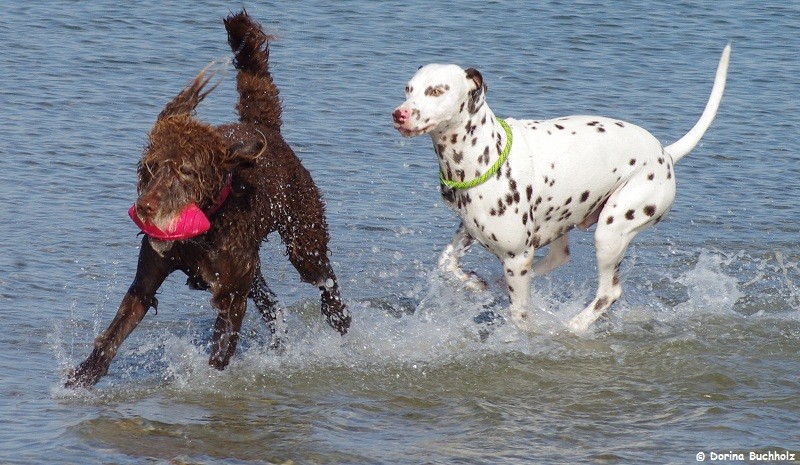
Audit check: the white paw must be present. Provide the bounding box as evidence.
[567,313,594,333]
[508,307,537,333]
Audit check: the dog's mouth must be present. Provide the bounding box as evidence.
[394,122,436,138]
[129,174,232,241]
[128,203,211,241]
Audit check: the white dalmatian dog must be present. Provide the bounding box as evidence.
[392,44,730,332]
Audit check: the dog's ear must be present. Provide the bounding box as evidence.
[227,138,266,168]
[159,62,222,120]
[465,68,487,114]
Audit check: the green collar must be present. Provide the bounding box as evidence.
[439,118,513,190]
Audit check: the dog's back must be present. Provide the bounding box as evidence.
[218,13,333,284]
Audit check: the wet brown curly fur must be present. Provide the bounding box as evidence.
[225,13,282,128]
[139,115,232,213]
[66,10,350,388]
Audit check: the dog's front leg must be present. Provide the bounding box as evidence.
[66,238,171,388]
[438,223,487,292]
[502,252,535,331]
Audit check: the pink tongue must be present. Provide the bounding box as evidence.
[128,204,211,241]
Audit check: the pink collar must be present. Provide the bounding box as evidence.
[206,173,233,215]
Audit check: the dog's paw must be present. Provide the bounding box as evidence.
[567,313,595,333]
[462,271,488,292]
[64,359,106,389]
[269,335,287,355]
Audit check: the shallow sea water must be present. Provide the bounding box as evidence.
[1,1,799,464]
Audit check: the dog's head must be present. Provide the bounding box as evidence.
[133,65,265,246]
[392,64,487,137]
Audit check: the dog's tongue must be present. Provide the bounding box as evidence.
[128,204,211,241]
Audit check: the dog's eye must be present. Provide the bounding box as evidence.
[405,85,412,94]
[178,165,194,178]
[424,85,448,97]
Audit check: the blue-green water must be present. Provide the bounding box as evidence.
[1,1,798,463]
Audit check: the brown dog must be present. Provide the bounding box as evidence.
[66,11,350,388]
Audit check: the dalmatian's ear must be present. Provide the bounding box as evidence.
[465,68,487,114]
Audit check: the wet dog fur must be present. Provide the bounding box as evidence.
[66,11,350,388]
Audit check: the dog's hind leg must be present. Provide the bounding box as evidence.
[287,246,351,335]
[438,223,487,291]
[568,175,675,332]
[279,213,351,335]
[249,261,286,348]
[209,289,250,369]
[250,263,279,329]
[318,270,350,335]
[567,222,635,332]
[532,233,570,277]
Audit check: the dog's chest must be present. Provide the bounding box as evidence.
[447,165,541,254]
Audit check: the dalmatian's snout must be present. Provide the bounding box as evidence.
[393,105,428,137]
[392,108,409,125]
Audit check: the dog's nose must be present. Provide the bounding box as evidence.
[392,108,408,125]
[135,195,159,218]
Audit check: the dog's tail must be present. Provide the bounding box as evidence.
[664,43,731,163]
[224,10,282,128]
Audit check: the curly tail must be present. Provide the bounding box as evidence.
[665,43,731,163]
[224,10,282,128]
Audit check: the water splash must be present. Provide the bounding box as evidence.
[674,251,743,315]
[742,250,800,313]
[52,249,798,396]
